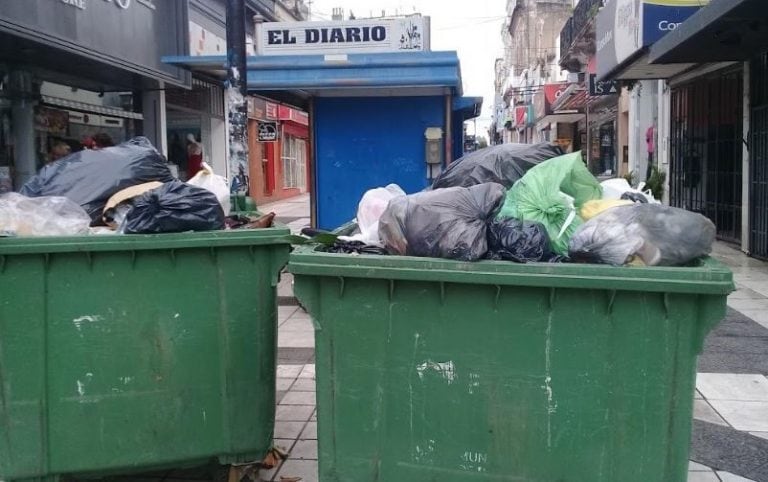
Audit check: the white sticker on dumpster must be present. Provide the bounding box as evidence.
[416,360,456,384]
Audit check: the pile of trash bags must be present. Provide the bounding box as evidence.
[1,137,274,238]
[338,144,715,267]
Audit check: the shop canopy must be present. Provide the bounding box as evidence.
[649,0,768,64]
[163,51,481,116]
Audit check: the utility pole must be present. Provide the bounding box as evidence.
[226,0,250,198]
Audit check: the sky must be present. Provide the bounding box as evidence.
[308,0,506,140]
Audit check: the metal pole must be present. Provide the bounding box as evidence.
[226,0,250,200]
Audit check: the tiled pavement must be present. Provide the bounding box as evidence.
[265,242,768,482]
[259,194,311,234]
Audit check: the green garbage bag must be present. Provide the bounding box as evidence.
[497,152,602,255]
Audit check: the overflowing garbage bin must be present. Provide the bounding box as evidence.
[290,229,733,482]
[0,228,290,481]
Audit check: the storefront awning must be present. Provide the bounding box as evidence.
[453,96,483,121]
[537,112,585,126]
[41,95,143,120]
[163,51,466,97]
[649,0,768,64]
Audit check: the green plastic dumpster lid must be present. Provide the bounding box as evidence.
[0,227,292,255]
[289,223,734,296]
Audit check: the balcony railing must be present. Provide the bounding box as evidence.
[560,0,603,55]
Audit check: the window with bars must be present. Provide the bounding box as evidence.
[751,52,768,259]
[669,68,744,244]
[282,134,306,190]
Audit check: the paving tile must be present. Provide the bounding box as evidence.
[281,391,316,406]
[689,461,712,471]
[695,389,704,400]
[298,364,316,379]
[708,401,768,431]
[274,459,318,482]
[277,365,302,379]
[302,421,317,440]
[278,306,298,324]
[274,438,297,452]
[750,432,768,440]
[687,471,720,482]
[290,439,318,460]
[717,471,757,482]
[276,404,315,422]
[276,378,295,392]
[278,330,315,348]
[291,378,315,392]
[728,299,768,312]
[311,409,317,421]
[737,310,768,329]
[280,318,314,332]
[274,421,306,440]
[697,374,768,401]
[728,287,767,300]
[693,400,729,427]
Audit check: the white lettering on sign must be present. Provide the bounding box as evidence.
[259,17,430,56]
[60,0,86,9]
[103,0,156,10]
[658,20,682,31]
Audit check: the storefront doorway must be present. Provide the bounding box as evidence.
[670,67,743,244]
[750,52,768,259]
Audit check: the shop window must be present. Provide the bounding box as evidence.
[282,134,306,191]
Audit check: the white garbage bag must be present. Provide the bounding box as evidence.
[188,162,231,216]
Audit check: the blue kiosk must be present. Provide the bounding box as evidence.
[166,37,481,230]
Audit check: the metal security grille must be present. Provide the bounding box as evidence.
[166,78,225,119]
[670,68,744,244]
[750,52,768,259]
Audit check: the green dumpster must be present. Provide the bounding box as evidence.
[0,228,290,481]
[290,241,733,482]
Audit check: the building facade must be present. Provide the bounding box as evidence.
[0,0,189,191]
[492,0,572,145]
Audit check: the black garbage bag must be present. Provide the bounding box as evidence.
[20,137,173,224]
[123,180,225,234]
[431,143,563,189]
[487,218,555,263]
[379,183,506,261]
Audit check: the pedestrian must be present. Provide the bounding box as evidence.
[93,132,115,149]
[186,133,204,178]
[646,121,656,181]
[48,141,71,163]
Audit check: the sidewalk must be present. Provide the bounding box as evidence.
[259,194,311,234]
[266,242,768,482]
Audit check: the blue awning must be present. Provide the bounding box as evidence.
[650,0,768,64]
[163,51,465,97]
[453,96,483,121]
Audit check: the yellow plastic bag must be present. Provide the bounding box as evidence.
[580,199,633,221]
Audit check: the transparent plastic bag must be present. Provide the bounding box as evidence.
[568,204,716,266]
[601,178,659,203]
[339,184,406,246]
[187,162,231,216]
[0,192,91,237]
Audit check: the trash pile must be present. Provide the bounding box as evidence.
[1,137,275,238]
[306,144,715,267]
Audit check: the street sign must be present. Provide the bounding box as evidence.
[257,121,279,142]
[589,74,619,96]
